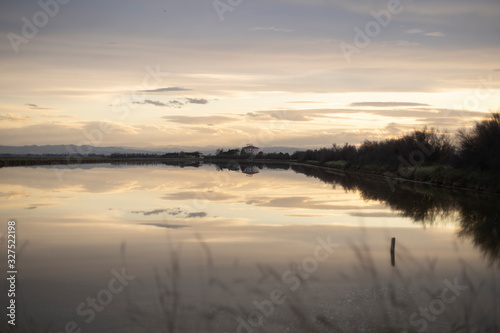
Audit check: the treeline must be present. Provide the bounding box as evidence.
[292,112,500,173]
[109,151,202,158]
[292,127,452,170]
[210,149,291,160]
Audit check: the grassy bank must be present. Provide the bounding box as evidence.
[296,160,500,194]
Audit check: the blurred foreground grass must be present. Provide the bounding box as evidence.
[1,236,499,333]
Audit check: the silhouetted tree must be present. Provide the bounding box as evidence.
[457,112,500,170]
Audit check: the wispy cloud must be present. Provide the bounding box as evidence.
[246,111,311,122]
[404,29,424,34]
[131,207,208,219]
[161,191,240,201]
[133,99,169,107]
[0,114,31,122]
[404,29,445,37]
[131,208,183,216]
[247,107,483,124]
[425,31,445,37]
[25,104,55,110]
[133,98,209,108]
[285,214,330,217]
[0,191,31,199]
[349,102,430,107]
[141,223,189,229]
[163,115,237,125]
[138,87,191,93]
[40,113,76,119]
[24,203,56,210]
[133,99,183,108]
[247,196,380,210]
[349,212,398,218]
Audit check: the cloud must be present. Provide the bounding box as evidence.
[138,87,191,93]
[246,111,312,121]
[402,29,445,38]
[186,98,209,105]
[23,203,56,210]
[40,113,77,119]
[131,208,183,216]
[0,191,31,199]
[169,100,184,107]
[25,104,55,110]
[349,102,430,107]
[132,99,185,108]
[163,115,237,125]
[161,191,240,201]
[251,27,293,33]
[348,212,398,218]
[133,98,209,108]
[0,114,31,122]
[425,31,445,37]
[132,207,207,219]
[247,196,379,210]
[133,99,170,107]
[141,223,189,229]
[285,214,330,217]
[186,212,208,218]
[248,107,487,125]
[404,29,424,34]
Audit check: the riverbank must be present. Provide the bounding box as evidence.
[294,160,500,194]
[1,156,498,194]
[0,156,204,167]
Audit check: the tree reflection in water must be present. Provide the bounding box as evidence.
[288,164,500,265]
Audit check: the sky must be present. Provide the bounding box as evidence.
[1,0,499,149]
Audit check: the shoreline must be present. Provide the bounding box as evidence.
[1,156,498,195]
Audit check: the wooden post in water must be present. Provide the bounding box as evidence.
[390,237,396,267]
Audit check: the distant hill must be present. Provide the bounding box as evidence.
[0,145,165,156]
[0,145,301,156]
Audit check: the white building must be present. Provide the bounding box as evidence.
[241,144,260,155]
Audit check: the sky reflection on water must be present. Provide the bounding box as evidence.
[0,163,499,332]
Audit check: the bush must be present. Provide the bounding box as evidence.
[456,112,500,171]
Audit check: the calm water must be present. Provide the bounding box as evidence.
[1,162,499,332]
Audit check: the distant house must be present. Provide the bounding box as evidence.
[241,144,260,155]
[242,165,260,176]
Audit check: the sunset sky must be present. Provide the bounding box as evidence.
[1,0,499,149]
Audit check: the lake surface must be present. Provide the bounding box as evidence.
[1,162,499,332]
